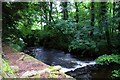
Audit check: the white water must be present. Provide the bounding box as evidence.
[60,61,96,73]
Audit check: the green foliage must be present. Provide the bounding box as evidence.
[96,54,120,78]
[48,73,57,78]
[3,59,14,74]
[0,59,16,78]
[112,69,120,78]
[54,20,76,35]
[96,54,120,65]
[68,26,99,52]
[69,38,97,51]
[2,2,120,54]
[9,43,23,51]
[48,66,54,69]
[37,20,76,50]
[2,2,120,78]
[5,36,25,51]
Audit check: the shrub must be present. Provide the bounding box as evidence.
[96,54,120,65]
[96,54,120,78]
[112,69,120,78]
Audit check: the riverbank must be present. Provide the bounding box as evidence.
[2,44,74,78]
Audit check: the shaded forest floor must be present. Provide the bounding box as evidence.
[2,44,73,78]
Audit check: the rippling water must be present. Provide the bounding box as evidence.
[24,47,96,73]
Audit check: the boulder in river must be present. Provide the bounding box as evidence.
[65,64,98,79]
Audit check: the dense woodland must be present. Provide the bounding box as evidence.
[2,1,120,78]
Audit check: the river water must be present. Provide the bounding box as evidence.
[24,47,97,77]
[24,47,117,79]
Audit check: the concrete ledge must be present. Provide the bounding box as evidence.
[2,44,75,79]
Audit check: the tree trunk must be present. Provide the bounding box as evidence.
[48,2,55,24]
[41,14,42,28]
[90,1,94,27]
[117,2,120,32]
[90,1,94,37]
[49,2,52,23]
[99,2,111,46]
[44,5,48,24]
[40,2,48,26]
[112,2,115,33]
[62,2,68,20]
[75,2,79,23]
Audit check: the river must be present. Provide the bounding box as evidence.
[24,47,114,79]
